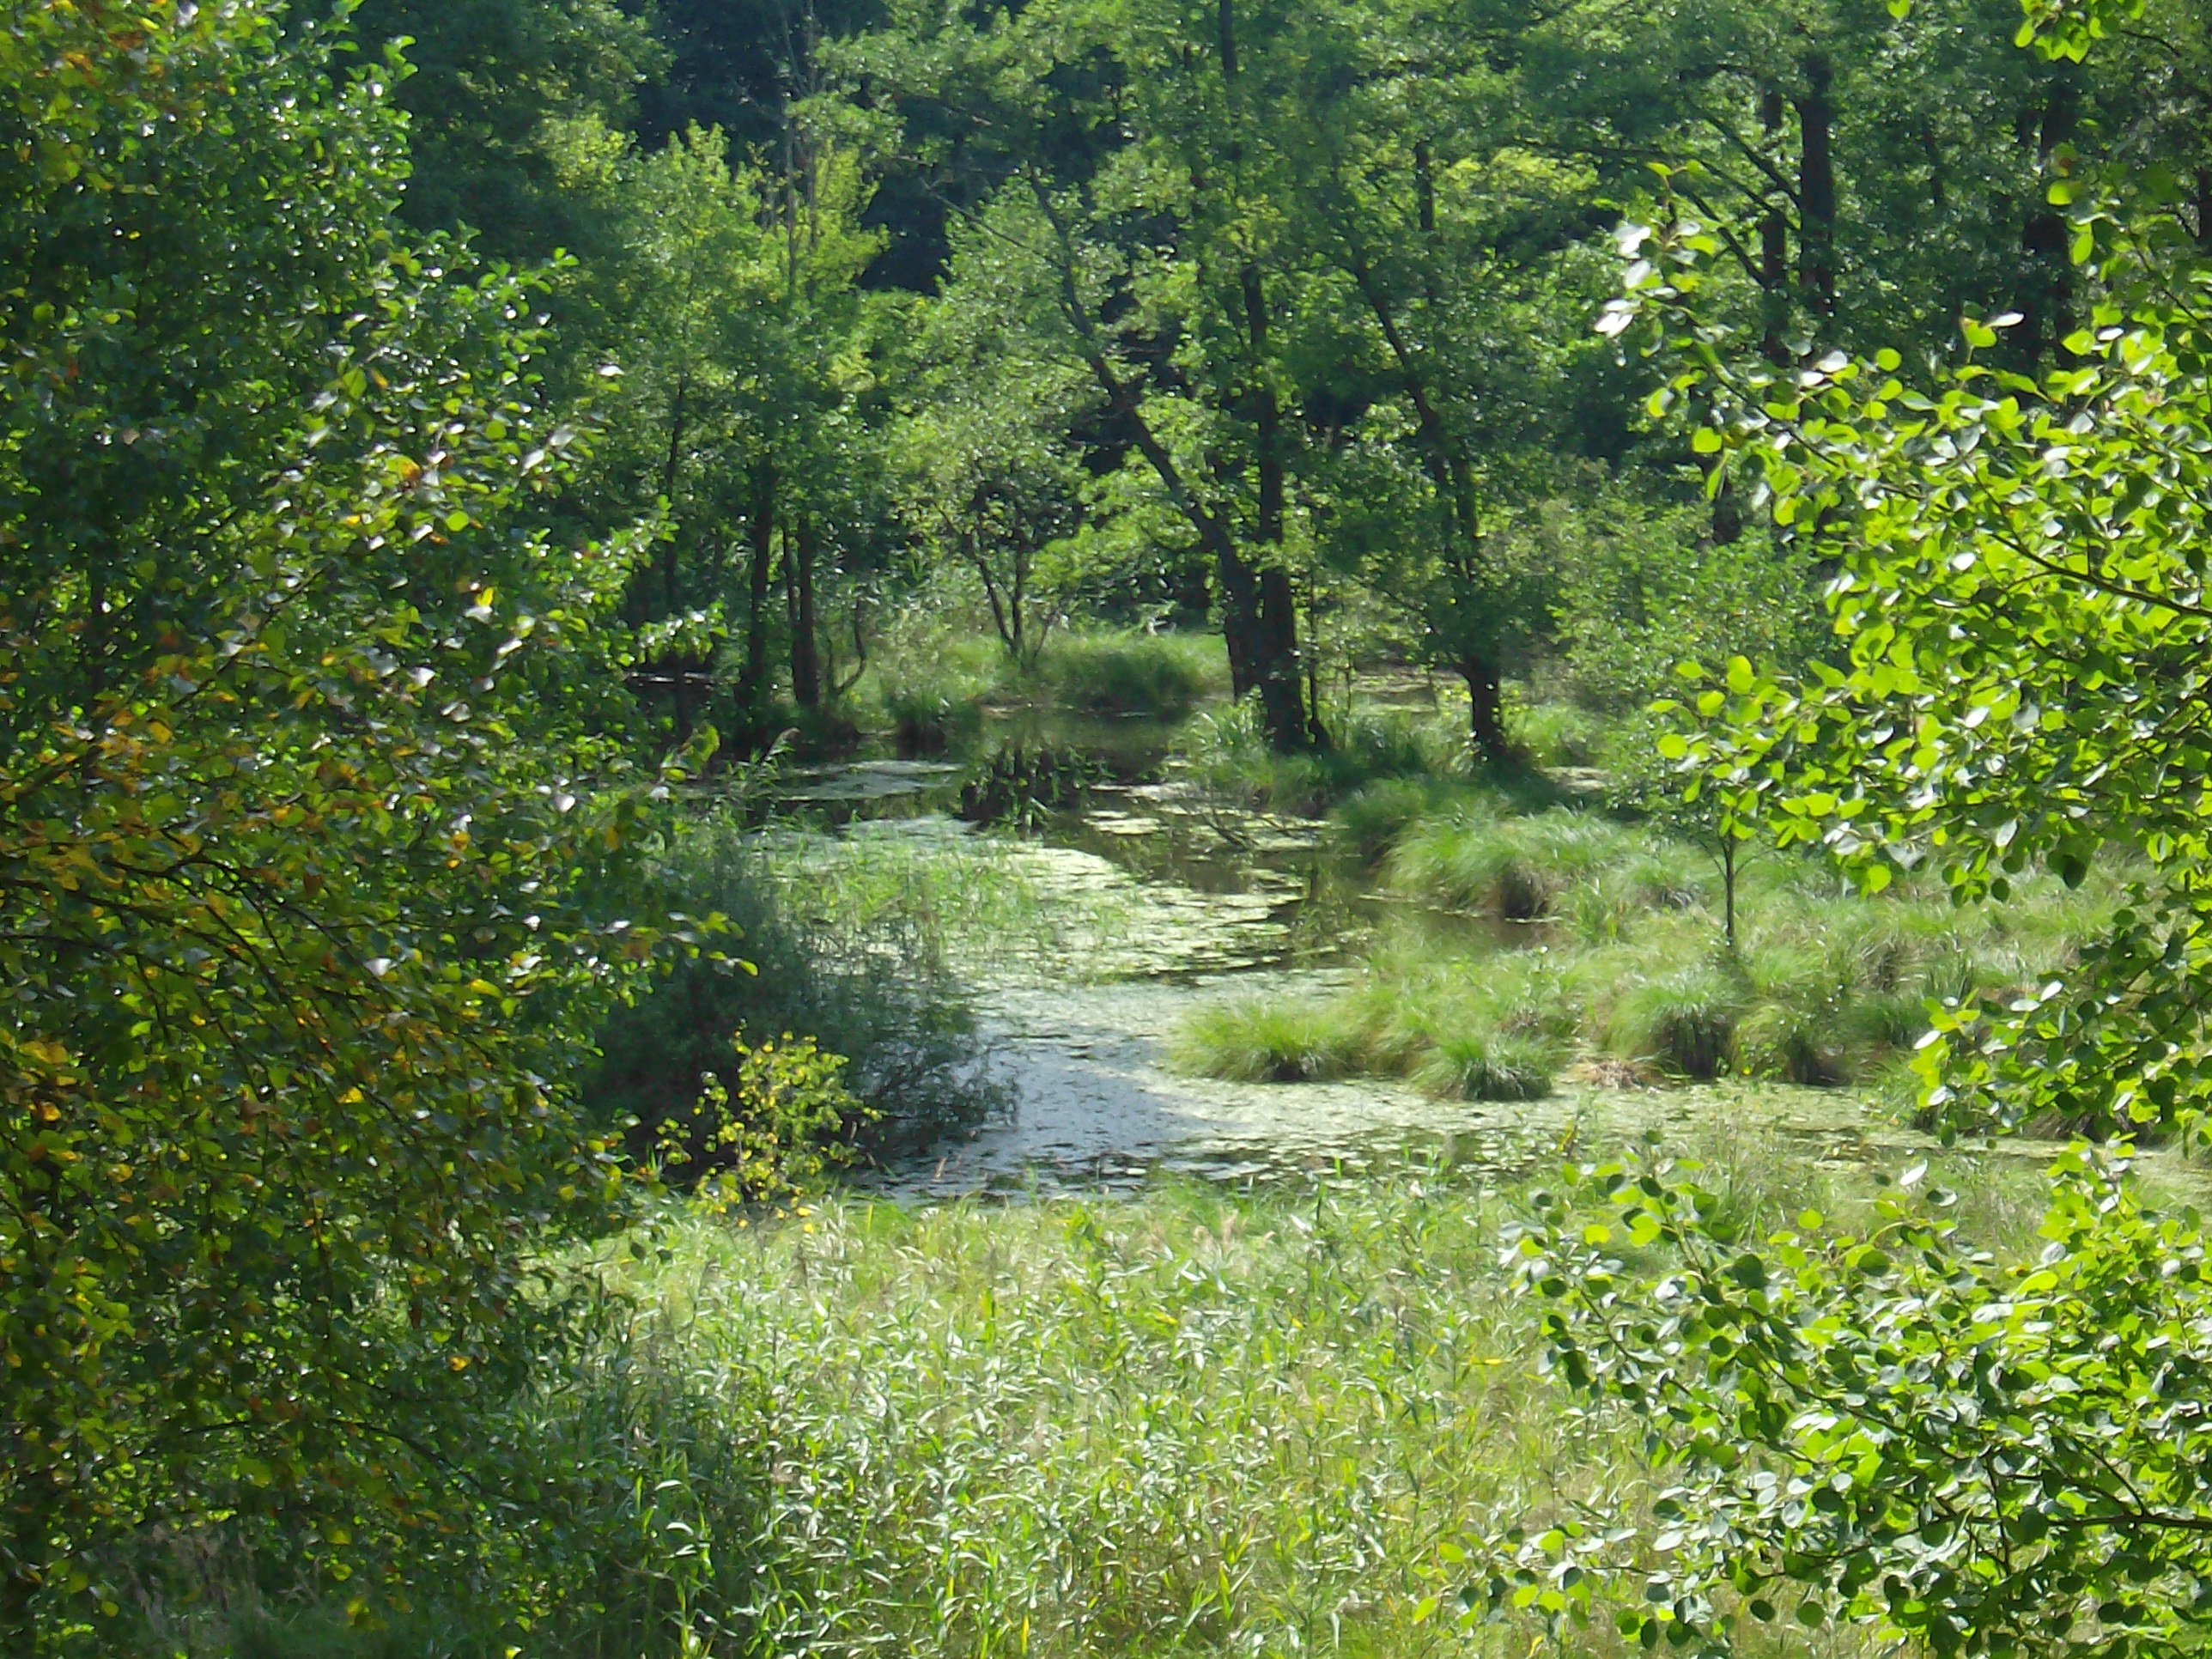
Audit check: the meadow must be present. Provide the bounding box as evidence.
[215,1119,2073,1659]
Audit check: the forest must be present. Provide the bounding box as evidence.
[9,0,2212,1652]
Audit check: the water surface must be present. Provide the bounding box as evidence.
[758,745,1981,1195]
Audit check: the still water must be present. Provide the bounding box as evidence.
[757,733,1978,1196]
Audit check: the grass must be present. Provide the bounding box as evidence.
[855,625,1231,750]
[1180,787,2122,1105]
[1170,697,1507,817]
[589,812,1000,1156]
[167,1131,2073,1659]
[1502,693,1607,769]
[1031,629,1226,714]
[1170,998,1369,1081]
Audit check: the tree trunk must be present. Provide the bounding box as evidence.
[789,516,821,711]
[1240,265,1314,751]
[2019,70,2078,368]
[1024,174,1304,744]
[739,461,775,726]
[1215,544,1262,698]
[1759,87,1791,368]
[659,372,690,616]
[1255,565,1312,750]
[1462,656,1506,764]
[1795,55,1836,321]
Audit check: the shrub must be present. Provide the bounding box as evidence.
[655,1033,878,1201]
[588,816,995,1158]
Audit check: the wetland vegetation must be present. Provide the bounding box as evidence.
[15,0,2212,1656]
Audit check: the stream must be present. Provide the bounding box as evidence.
[758,725,2019,1198]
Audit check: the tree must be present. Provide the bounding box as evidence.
[552,118,884,742]
[344,0,662,258]
[0,8,673,1642]
[890,228,1097,667]
[1464,4,2212,1650]
[846,0,1328,750]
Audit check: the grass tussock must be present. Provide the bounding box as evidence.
[1183,792,2120,1101]
[1384,805,1696,921]
[1170,998,1368,1081]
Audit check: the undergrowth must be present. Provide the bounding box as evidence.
[589,813,1000,1156]
[167,1134,2059,1658]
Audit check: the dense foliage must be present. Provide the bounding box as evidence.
[1463,5,2212,1655]
[12,0,2212,1650]
[1493,1145,2212,1658]
[0,3,679,1643]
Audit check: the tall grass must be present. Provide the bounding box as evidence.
[161,1138,2060,1658]
[589,813,1000,1155]
[1172,697,1477,815]
[1182,792,2121,1103]
[1031,629,1226,714]
[854,626,1230,749]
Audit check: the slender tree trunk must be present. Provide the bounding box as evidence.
[1462,657,1506,765]
[1010,533,1030,663]
[790,515,821,712]
[659,372,690,617]
[1758,87,1791,368]
[1241,266,1315,750]
[1024,173,1304,744]
[2020,71,2078,367]
[740,461,775,726]
[1722,836,1740,953]
[1255,566,1310,750]
[1795,55,1836,322]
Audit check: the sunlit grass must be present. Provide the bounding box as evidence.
[1182,789,2124,1107]
[185,1123,2102,1659]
